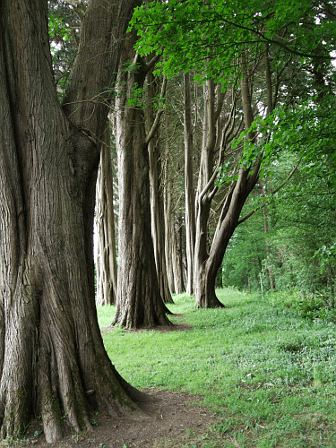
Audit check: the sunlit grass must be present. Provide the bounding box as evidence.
[98,288,336,447]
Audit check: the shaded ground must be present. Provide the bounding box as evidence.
[2,319,222,447]
[4,389,220,448]
[100,316,194,334]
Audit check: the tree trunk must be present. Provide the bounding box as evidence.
[0,0,144,442]
[197,168,259,307]
[163,173,176,294]
[164,176,185,294]
[260,180,275,291]
[94,123,118,305]
[184,72,196,296]
[113,37,172,329]
[176,216,186,293]
[147,72,174,304]
[194,80,224,307]
[195,71,260,307]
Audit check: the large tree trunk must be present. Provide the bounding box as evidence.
[94,124,118,305]
[0,0,144,443]
[113,37,172,329]
[147,72,174,304]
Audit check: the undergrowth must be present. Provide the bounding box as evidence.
[98,288,336,447]
[267,288,336,323]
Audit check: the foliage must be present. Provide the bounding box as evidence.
[222,210,267,292]
[98,290,336,447]
[130,0,336,185]
[238,90,336,176]
[130,0,334,84]
[222,148,336,300]
[48,1,81,98]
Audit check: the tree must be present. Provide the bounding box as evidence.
[184,72,196,296]
[94,123,118,306]
[162,105,186,293]
[194,71,260,308]
[0,0,145,442]
[130,0,336,306]
[112,32,172,328]
[146,71,174,304]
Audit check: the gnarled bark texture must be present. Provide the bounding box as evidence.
[147,72,174,304]
[113,36,172,329]
[0,0,143,443]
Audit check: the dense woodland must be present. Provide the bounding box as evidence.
[91,0,336,307]
[0,0,335,441]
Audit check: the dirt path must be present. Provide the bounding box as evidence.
[7,389,220,448]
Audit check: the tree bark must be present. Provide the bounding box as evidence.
[175,216,186,293]
[184,72,196,296]
[194,80,224,307]
[0,0,144,442]
[147,72,174,304]
[94,123,118,305]
[163,171,176,294]
[112,37,172,329]
[195,71,260,308]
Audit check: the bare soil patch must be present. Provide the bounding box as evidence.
[8,389,220,448]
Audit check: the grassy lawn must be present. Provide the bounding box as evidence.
[98,289,336,447]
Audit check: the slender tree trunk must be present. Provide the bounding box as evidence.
[94,123,118,305]
[176,216,186,293]
[198,168,258,307]
[184,72,196,296]
[0,0,145,442]
[194,80,224,307]
[195,70,260,307]
[147,72,174,304]
[113,38,172,329]
[163,170,176,294]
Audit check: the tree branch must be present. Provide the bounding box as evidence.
[145,75,167,145]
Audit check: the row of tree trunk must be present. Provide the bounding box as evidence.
[95,46,281,318]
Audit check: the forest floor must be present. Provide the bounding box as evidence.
[3,289,336,447]
[16,388,220,448]
[4,320,222,448]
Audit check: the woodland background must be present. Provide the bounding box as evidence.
[56,0,336,311]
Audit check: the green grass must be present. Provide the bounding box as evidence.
[98,288,336,447]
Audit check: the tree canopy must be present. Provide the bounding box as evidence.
[131,0,335,82]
